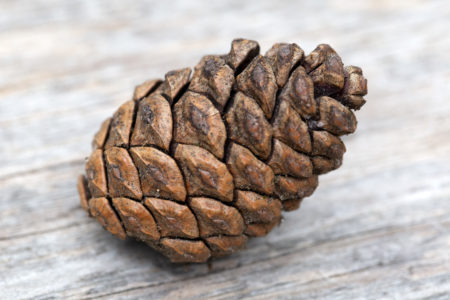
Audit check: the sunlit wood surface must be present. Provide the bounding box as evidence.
[1,0,449,299]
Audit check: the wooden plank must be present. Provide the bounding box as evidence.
[1,0,449,299]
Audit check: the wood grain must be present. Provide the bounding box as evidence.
[1,0,449,299]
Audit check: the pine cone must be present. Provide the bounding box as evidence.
[77,39,367,263]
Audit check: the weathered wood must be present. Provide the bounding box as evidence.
[1,0,449,299]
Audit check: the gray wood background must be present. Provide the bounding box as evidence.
[1,0,449,299]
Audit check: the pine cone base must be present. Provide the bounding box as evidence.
[77,39,368,263]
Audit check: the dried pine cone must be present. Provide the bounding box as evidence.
[77,39,367,263]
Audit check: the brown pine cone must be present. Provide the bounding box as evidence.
[77,39,368,263]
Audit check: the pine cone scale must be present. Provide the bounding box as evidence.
[225,91,273,160]
[112,197,160,242]
[145,197,199,239]
[131,94,173,150]
[129,147,186,201]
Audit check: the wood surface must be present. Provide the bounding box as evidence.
[1,0,449,299]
